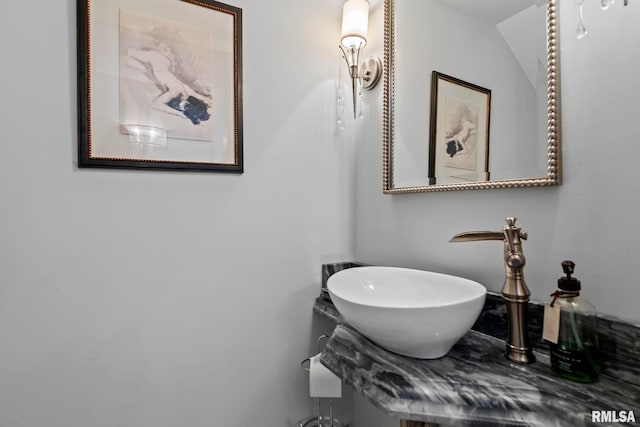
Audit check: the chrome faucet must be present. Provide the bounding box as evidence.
[450,217,536,364]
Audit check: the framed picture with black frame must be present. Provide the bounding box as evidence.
[428,71,491,185]
[77,0,243,172]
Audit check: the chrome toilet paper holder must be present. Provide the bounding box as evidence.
[298,335,348,427]
[300,335,330,372]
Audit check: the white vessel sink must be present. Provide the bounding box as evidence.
[327,266,486,359]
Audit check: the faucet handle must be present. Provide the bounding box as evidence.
[504,217,527,240]
[502,217,528,255]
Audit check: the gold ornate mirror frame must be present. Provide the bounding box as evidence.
[382,0,561,193]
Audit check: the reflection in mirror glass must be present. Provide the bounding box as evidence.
[383,0,561,193]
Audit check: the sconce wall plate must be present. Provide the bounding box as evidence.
[362,56,382,90]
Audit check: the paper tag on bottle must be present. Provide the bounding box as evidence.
[543,303,560,344]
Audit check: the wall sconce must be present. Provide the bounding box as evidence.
[339,0,382,118]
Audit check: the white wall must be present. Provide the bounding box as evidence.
[0,1,353,426]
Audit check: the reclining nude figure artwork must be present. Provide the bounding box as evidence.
[119,9,214,142]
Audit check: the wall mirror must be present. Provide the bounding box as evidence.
[382,0,561,193]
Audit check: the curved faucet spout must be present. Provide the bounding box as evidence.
[449,231,504,243]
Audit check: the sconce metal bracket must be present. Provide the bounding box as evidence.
[362,56,382,90]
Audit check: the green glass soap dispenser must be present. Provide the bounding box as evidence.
[548,260,601,383]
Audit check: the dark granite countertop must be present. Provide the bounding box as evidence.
[315,262,640,426]
[320,322,640,426]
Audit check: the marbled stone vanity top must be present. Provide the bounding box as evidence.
[316,262,640,426]
[313,296,342,323]
[321,322,640,426]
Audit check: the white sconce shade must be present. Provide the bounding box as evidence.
[341,0,369,48]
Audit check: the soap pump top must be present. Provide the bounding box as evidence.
[558,260,580,292]
[550,260,583,307]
